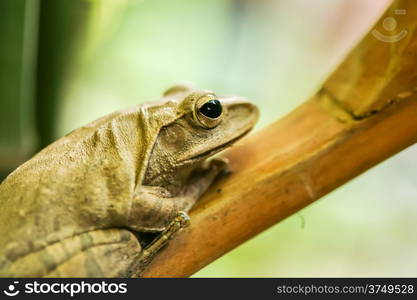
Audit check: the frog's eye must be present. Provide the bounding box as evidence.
[199,100,222,118]
[195,98,223,128]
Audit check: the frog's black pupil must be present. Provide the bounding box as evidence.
[199,100,222,119]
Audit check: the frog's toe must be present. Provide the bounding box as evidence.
[210,157,231,175]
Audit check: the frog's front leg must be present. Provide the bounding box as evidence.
[128,157,229,232]
[128,158,228,231]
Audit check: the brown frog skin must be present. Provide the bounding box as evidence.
[0,85,259,277]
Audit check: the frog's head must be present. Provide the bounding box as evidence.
[142,84,259,190]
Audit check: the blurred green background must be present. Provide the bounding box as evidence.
[1,0,416,276]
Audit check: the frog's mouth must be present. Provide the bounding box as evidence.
[182,128,251,163]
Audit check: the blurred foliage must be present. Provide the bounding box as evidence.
[0,0,38,174]
[36,0,129,149]
[35,0,96,149]
[1,0,416,276]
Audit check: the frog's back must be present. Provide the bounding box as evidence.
[0,107,148,268]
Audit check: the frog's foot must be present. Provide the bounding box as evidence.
[199,156,231,180]
[138,211,190,265]
[209,156,231,177]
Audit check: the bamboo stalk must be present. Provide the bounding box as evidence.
[35,0,96,149]
[142,0,417,277]
[0,0,39,174]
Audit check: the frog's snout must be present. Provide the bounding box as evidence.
[222,97,260,130]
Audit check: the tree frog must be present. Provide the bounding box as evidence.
[0,85,259,277]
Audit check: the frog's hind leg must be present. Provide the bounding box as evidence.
[126,211,190,277]
[140,212,189,262]
[44,212,188,278]
[44,229,142,277]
